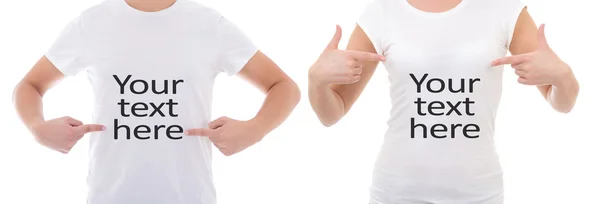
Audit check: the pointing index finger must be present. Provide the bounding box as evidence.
[75,124,106,135]
[491,55,528,66]
[347,50,385,62]
[185,128,219,137]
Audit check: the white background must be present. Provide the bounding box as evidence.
[1,0,599,203]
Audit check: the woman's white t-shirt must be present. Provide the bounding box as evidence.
[357,0,525,203]
[45,0,257,203]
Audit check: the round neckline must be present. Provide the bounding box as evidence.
[401,0,468,17]
[120,0,181,14]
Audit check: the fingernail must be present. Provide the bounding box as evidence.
[184,131,190,135]
[101,126,106,131]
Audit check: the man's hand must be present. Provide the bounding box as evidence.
[491,24,572,86]
[30,116,105,154]
[309,25,385,85]
[185,117,263,156]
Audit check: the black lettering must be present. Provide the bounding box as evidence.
[414,98,427,116]
[113,119,130,140]
[113,75,132,94]
[450,124,463,138]
[151,80,169,94]
[166,99,179,117]
[134,125,151,139]
[469,78,481,93]
[464,97,475,116]
[153,125,166,140]
[411,118,427,138]
[131,102,149,117]
[149,103,166,117]
[131,79,148,94]
[427,78,445,93]
[446,101,462,116]
[118,99,130,117]
[410,73,428,93]
[428,101,445,116]
[172,80,184,94]
[166,125,184,139]
[430,124,447,138]
[463,124,480,138]
[449,78,465,93]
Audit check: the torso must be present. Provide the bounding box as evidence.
[76,1,228,203]
[361,0,525,203]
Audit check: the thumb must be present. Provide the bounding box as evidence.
[537,23,550,49]
[185,128,218,137]
[64,117,83,127]
[208,117,230,129]
[326,25,342,50]
[75,124,106,135]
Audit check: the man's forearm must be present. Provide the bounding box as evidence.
[13,82,45,130]
[547,68,579,113]
[250,79,301,137]
[307,78,345,127]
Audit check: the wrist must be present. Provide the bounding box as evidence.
[27,117,45,136]
[247,116,270,141]
[308,65,329,88]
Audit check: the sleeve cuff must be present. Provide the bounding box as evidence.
[224,47,259,76]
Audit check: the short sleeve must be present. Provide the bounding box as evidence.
[357,0,385,55]
[215,16,259,76]
[45,16,88,76]
[504,0,527,49]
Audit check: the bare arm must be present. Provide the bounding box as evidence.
[238,51,301,136]
[186,51,300,156]
[308,25,384,126]
[13,57,64,130]
[500,8,579,113]
[13,56,105,154]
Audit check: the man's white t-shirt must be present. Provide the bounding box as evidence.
[357,0,525,203]
[46,0,258,203]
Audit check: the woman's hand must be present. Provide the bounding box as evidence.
[309,25,385,86]
[491,24,573,86]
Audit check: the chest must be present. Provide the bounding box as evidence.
[381,15,508,78]
[84,19,218,82]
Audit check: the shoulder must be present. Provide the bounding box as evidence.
[363,0,391,11]
[488,0,526,15]
[78,0,116,19]
[175,0,224,21]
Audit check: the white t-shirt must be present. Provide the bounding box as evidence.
[357,0,525,203]
[46,0,258,203]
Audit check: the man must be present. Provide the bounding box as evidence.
[12,0,300,203]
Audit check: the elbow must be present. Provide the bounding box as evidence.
[320,120,336,127]
[289,80,301,107]
[551,98,576,114]
[317,115,341,127]
[554,104,575,114]
[556,108,571,114]
[12,81,26,104]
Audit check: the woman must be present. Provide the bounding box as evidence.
[13,0,300,203]
[308,0,579,203]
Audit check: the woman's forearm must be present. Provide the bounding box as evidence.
[547,68,579,113]
[250,79,301,136]
[308,77,345,127]
[13,82,46,131]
